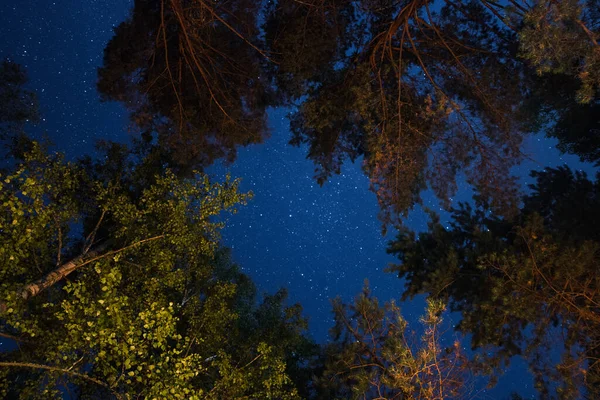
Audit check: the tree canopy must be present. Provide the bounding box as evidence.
[266,0,600,224]
[0,137,320,398]
[0,60,39,153]
[98,0,599,224]
[316,286,471,399]
[3,0,600,397]
[387,167,600,397]
[97,0,274,174]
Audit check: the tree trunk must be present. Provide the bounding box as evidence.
[19,241,111,300]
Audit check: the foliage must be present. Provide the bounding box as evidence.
[0,143,315,399]
[97,0,600,226]
[387,167,600,398]
[265,0,532,225]
[518,0,600,103]
[0,59,39,152]
[517,0,600,167]
[523,74,600,167]
[317,285,470,399]
[262,0,600,226]
[97,0,274,173]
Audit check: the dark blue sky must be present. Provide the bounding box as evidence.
[2,1,595,398]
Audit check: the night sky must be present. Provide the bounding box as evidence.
[2,1,596,398]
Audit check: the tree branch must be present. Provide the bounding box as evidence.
[19,235,164,300]
[0,332,31,344]
[18,241,111,300]
[0,361,123,400]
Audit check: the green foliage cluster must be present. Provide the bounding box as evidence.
[0,141,317,399]
[519,0,600,103]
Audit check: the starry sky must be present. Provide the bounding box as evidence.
[2,1,596,398]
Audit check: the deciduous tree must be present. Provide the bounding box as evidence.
[97,0,274,174]
[0,142,314,399]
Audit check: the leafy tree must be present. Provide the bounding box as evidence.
[0,59,39,158]
[97,0,274,173]
[0,142,315,399]
[522,70,600,167]
[0,59,38,128]
[387,166,600,398]
[517,0,600,168]
[518,0,600,104]
[316,285,471,399]
[265,0,524,224]
[97,0,599,225]
[264,0,599,225]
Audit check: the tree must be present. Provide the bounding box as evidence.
[518,0,600,104]
[98,0,600,225]
[522,71,600,167]
[265,0,600,226]
[316,285,471,399]
[97,0,274,174]
[0,59,39,159]
[517,0,600,167]
[387,166,600,398]
[0,142,315,399]
[0,59,38,128]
